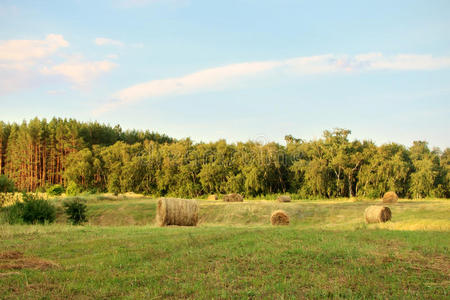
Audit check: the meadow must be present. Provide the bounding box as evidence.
[1,197,449,299]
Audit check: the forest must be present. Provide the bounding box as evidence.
[0,117,448,199]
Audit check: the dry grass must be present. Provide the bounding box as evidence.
[383,191,398,203]
[0,251,23,260]
[157,198,199,226]
[0,251,58,271]
[270,210,290,225]
[207,195,218,200]
[364,206,392,223]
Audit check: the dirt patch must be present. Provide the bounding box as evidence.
[420,254,450,277]
[0,250,58,271]
[0,271,21,277]
[0,251,24,260]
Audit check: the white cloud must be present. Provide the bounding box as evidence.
[42,60,117,85]
[94,37,124,47]
[0,34,120,94]
[0,34,68,62]
[0,34,69,94]
[357,53,450,71]
[95,53,450,114]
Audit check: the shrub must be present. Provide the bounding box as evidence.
[22,194,56,224]
[0,175,15,193]
[0,201,25,224]
[36,186,47,193]
[0,194,56,224]
[86,188,98,195]
[63,198,88,225]
[47,184,64,196]
[66,181,81,196]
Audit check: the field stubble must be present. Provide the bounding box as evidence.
[0,197,449,299]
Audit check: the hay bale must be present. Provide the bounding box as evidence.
[270,210,290,225]
[223,193,243,202]
[364,206,392,224]
[382,191,398,203]
[277,195,291,202]
[157,198,199,226]
[207,194,218,200]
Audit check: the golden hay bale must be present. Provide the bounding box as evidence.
[382,191,398,203]
[207,194,218,200]
[277,195,291,202]
[157,198,199,226]
[364,206,392,224]
[270,210,290,225]
[223,193,243,202]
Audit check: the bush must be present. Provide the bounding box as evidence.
[0,201,25,224]
[36,186,47,193]
[47,184,64,196]
[63,198,87,225]
[66,181,81,196]
[0,194,56,224]
[22,194,56,224]
[0,175,15,193]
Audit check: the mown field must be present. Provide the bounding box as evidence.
[1,197,449,299]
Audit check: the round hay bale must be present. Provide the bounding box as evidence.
[364,205,392,224]
[277,195,291,202]
[207,194,218,201]
[382,191,398,203]
[270,210,290,225]
[157,198,199,226]
[223,193,243,202]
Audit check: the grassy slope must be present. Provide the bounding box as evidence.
[1,198,449,299]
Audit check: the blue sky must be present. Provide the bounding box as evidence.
[1,0,449,148]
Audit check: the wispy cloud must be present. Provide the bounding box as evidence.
[354,53,450,71]
[94,37,124,47]
[0,34,69,94]
[0,34,68,63]
[0,34,118,94]
[95,53,450,115]
[42,60,117,85]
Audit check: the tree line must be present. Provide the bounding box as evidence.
[0,118,448,198]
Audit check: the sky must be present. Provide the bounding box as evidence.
[1,0,449,149]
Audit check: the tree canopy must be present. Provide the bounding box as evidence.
[0,118,448,199]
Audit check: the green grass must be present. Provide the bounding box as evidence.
[1,198,449,299]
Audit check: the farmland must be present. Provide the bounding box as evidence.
[1,197,449,299]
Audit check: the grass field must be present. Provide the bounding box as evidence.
[1,197,449,299]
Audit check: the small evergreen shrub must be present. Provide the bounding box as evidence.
[47,184,64,196]
[66,181,81,196]
[63,198,88,225]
